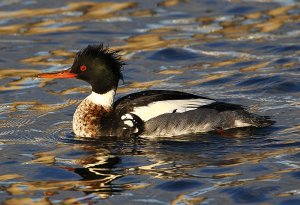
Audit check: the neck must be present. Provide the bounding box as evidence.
[86,90,115,108]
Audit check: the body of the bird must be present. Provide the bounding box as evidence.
[38,44,274,138]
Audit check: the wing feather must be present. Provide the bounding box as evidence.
[114,90,216,122]
[131,98,215,121]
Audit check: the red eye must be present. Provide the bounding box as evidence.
[80,65,87,71]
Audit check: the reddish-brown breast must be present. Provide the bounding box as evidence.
[73,98,112,138]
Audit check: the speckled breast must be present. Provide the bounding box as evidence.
[73,99,111,138]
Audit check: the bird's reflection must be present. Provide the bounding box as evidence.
[4,126,283,205]
[67,126,276,190]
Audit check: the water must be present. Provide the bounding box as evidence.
[0,0,300,204]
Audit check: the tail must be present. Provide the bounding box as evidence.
[246,114,275,128]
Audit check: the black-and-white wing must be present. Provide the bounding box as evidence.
[129,98,216,121]
[113,90,217,127]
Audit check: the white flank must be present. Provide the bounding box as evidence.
[234,120,251,127]
[131,98,215,121]
[86,90,115,108]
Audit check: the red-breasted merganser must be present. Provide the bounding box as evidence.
[38,44,274,138]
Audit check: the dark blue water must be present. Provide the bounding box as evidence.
[0,0,300,204]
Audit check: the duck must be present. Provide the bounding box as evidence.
[38,44,274,138]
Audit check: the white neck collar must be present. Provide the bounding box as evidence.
[86,90,115,108]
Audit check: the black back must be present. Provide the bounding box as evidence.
[113,90,214,114]
[113,89,245,122]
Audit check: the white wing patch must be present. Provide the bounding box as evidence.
[121,114,135,127]
[120,113,139,133]
[130,98,215,121]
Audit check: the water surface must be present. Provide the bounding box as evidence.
[0,0,300,204]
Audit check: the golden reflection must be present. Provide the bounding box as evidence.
[184,58,240,71]
[9,100,77,112]
[281,124,300,133]
[255,17,288,33]
[4,198,51,205]
[268,5,296,16]
[212,172,240,179]
[282,61,297,69]
[244,12,262,19]
[0,8,63,19]
[0,69,39,90]
[47,87,90,95]
[25,146,73,165]
[27,25,81,35]
[0,2,137,35]
[158,0,188,7]
[150,27,178,34]
[130,9,156,17]
[0,68,75,93]
[0,24,24,34]
[113,34,186,54]
[171,195,206,205]
[0,174,23,181]
[158,69,184,75]
[239,61,270,72]
[276,189,300,197]
[22,49,74,66]
[184,73,232,86]
[0,100,78,128]
[82,2,136,18]
[194,4,299,41]
[211,59,241,68]
[0,68,39,79]
[29,155,55,165]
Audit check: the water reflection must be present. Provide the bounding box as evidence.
[0,2,136,35]
[2,128,299,204]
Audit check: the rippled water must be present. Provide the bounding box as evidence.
[0,0,300,204]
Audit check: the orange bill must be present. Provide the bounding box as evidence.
[38,69,77,78]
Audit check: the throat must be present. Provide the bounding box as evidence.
[86,90,115,108]
[73,90,115,138]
